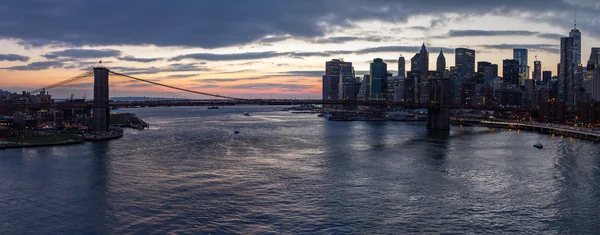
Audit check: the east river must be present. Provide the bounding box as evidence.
[1,106,600,234]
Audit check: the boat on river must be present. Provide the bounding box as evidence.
[534,143,543,149]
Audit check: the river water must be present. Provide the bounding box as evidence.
[1,106,600,234]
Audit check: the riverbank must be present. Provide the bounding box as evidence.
[456,118,600,142]
[1,138,84,149]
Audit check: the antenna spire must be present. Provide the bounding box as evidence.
[574,12,577,29]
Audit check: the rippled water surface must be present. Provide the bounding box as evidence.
[1,106,600,234]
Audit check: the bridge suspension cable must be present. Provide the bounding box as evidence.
[30,71,94,94]
[109,71,245,100]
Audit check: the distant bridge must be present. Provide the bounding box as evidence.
[5,67,533,132]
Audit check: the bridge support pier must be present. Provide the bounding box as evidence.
[427,106,450,130]
[426,78,450,130]
[92,67,110,133]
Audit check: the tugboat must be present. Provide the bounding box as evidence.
[534,142,543,149]
[234,130,240,134]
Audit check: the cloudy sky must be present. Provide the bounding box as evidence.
[1,0,599,98]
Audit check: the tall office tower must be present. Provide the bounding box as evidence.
[323,59,352,101]
[398,56,406,77]
[338,65,356,100]
[436,49,446,79]
[503,59,520,86]
[588,48,600,70]
[543,71,552,83]
[455,48,476,80]
[411,53,420,72]
[559,37,575,103]
[483,64,498,84]
[570,19,582,66]
[590,48,600,101]
[404,71,419,103]
[477,61,492,83]
[419,43,429,81]
[369,58,388,100]
[533,60,542,82]
[357,75,370,101]
[513,48,528,85]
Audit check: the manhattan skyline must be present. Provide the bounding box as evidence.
[1,1,600,98]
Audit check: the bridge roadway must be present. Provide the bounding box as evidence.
[454,117,600,142]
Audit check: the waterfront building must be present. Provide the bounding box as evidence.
[503,59,520,86]
[369,58,388,100]
[539,100,566,123]
[513,48,529,85]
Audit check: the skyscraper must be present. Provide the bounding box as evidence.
[533,60,542,82]
[503,59,520,86]
[338,64,356,100]
[570,20,582,67]
[559,37,575,103]
[513,48,528,85]
[455,48,476,80]
[477,61,492,83]
[323,59,352,101]
[588,48,600,70]
[398,56,405,77]
[543,71,552,83]
[419,43,429,80]
[436,49,446,79]
[411,53,420,72]
[370,58,388,100]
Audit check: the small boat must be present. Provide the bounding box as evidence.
[534,143,543,149]
[207,106,220,110]
[243,112,250,116]
[317,113,325,117]
[234,130,240,134]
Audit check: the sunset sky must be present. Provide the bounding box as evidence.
[1,0,600,98]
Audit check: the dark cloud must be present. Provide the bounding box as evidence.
[448,30,538,37]
[166,74,200,78]
[118,56,163,63]
[0,54,29,62]
[170,51,287,61]
[478,44,559,54]
[278,71,324,76]
[196,77,267,83]
[223,83,314,91]
[109,62,211,75]
[42,49,121,59]
[2,61,64,70]
[356,46,422,54]
[0,0,587,49]
[311,36,385,44]
[537,33,565,40]
[408,26,428,31]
